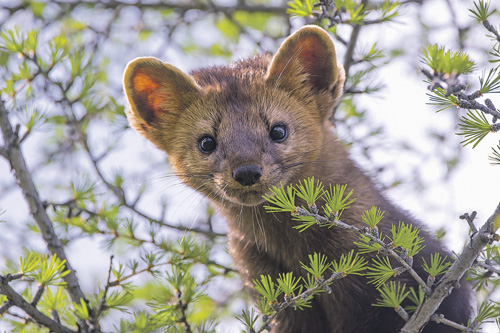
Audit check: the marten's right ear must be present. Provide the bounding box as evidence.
[123,57,200,138]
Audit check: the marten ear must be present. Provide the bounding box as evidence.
[123,57,200,138]
[266,25,345,108]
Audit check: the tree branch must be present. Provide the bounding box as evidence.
[430,313,468,331]
[0,299,12,315]
[295,207,431,294]
[331,0,368,118]
[0,276,77,333]
[93,255,114,330]
[475,260,500,275]
[459,211,478,234]
[256,272,345,333]
[31,285,45,307]
[19,0,288,16]
[79,136,226,238]
[421,68,500,122]
[0,98,90,331]
[400,202,500,333]
[176,289,193,333]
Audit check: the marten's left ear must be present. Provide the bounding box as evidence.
[266,25,345,110]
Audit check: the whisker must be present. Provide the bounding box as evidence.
[251,206,259,252]
[237,204,244,233]
[253,205,267,252]
[175,173,214,179]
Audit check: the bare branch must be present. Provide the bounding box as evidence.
[0,300,12,315]
[475,260,500,275]
[342,0,369,81]
[31,285,45,307]
[330,0,368,119]
[400,202,500,333]
[93,255,114,329]
[482,19,500,43]
[396,306,410,321]
[430,313,468,331]
[460,211,478,234]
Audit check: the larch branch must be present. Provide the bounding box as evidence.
[0,98,90,330]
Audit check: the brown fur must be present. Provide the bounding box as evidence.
[123,26,471,332]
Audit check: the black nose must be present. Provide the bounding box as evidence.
[232,164,262,186]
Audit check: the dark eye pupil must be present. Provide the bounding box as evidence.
[199,135,216,153]
[270,124,287,142]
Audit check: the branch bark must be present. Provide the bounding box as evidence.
[331,0,368,119]
[0,98,90,330]
[0,276,77,333]
[475,260,500,275]
[400,202,500,333]
[295,207,431,293]
[16,0,288,16]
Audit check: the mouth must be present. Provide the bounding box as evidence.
[222,188,269,206]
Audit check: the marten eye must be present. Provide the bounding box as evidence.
[198,135,217,153]
[270,123,288,142]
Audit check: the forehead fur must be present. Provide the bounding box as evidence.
[186,55,284,129]
[190,55,271,90]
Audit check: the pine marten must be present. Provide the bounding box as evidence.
[123,26,471,333]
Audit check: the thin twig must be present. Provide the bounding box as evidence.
[430,313,468,331]
[475,260,500,275]
[176,290,192,333]
[331,0,369,119]
[93,255,115,329]
[460,211,478,234]
[482,19,500,43]
[31,285,45,307]
[396,306,410,321]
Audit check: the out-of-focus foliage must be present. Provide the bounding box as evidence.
[0,0,499,332]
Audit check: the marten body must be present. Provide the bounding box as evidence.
[124,26,471,332]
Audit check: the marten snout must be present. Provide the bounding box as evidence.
[232,164,262,186]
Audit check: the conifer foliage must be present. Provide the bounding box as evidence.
[0,1,499,332]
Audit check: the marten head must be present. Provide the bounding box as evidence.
[123,26,345,206]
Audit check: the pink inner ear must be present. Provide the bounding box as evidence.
[132,69,170,119]
[133,70,159,93]
[296,36,331,81]
[148,93,168,118]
